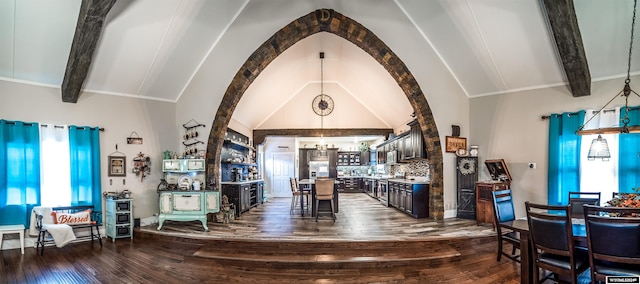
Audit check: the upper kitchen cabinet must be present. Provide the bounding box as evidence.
[376,119,426,164]
[402,119,426,161]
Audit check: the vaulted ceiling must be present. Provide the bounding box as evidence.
[2,0,639,131]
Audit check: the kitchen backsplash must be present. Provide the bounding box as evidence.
[337,160,430,178]
[391,160,430,177]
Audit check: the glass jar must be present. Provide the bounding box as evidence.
[469,145,479,157]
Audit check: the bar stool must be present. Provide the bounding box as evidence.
[0,224,25,254]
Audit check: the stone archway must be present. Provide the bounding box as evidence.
[206,9,444,219]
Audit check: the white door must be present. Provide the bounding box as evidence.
[270,152,294,197]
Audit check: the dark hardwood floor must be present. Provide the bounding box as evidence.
[1,193,528,283]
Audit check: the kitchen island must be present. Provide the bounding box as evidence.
[298,179,339,217]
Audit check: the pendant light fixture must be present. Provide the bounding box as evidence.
[577,0,640,136]
[587,135,611,161]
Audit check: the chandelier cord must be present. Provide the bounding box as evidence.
[320,53,324,137]
[578,0,638,133]
[628,0,638,83]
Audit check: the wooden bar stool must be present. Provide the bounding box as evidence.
[0,224,25,254]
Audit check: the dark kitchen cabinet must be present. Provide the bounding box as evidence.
[407,119,426,160]
[388,181,429,218]
[337,151,363,166]
[328,149,338,178]
[337,177,361,192]
[401,134,411,160]
[299,149,310,179]
[222,181,264,217]
[384,119,426,162]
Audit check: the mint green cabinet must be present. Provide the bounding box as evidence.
[106,198,133,241]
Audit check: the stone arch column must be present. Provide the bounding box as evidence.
[206,9,444,219]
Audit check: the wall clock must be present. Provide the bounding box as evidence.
[312,94,334,116]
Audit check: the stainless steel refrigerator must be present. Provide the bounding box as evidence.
[309,161,330,179]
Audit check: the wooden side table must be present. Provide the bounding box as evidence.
[475,181,510,226]
[0,224,25,254]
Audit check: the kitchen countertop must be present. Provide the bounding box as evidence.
[387,178,430,185]
[220,179,264,185]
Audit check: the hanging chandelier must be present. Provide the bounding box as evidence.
[313,52,333,149]
[578,0,640,161]
[577,0,640,136]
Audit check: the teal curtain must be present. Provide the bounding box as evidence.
[619,106,640,193]
[0,120,41,226]
[548,111,585,206]
[68,126,102,213]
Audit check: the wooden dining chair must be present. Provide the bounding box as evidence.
[568,191,601,219]
[492,189,520,263]
[289,177,308,215]
[314,178,336,222]
[525,202,589,284]
[583,205,640,283]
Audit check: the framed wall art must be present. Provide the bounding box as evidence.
[108,156,126,177]
[445,136,467,153]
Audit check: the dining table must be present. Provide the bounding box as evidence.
[297,179,339,217]
[499,218,586,284]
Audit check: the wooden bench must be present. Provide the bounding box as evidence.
[35,205,103,255]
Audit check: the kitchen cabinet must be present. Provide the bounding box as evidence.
[157,191,220,231]
[221,181,264,217]
[337,151,362,166]
[401,134,411,160]
[299,149,311,179]
[408,119,426,160]
[336,177,361,193]
[106,198,133,241]
[388,180,429,218]
[344,177,361,192]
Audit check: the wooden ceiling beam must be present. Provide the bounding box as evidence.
[61,0,117,103]
[253,128,394,146]
[542,0,591,97]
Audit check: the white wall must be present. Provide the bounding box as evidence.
[0,80,177,219]
[470,75,639,218]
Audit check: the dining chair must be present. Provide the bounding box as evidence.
[492,189,520,263]
[525,202,589,284]
[583,205,640,283]
[568,191,601,219]
[289,178,307,215]
[314,178,336,222]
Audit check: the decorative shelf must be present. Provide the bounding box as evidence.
[223,139,255,151]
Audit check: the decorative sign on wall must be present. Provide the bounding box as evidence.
[108,156,126,177]
[127,131,143,144]
[108,144,126,177]
[445,136,467,153]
